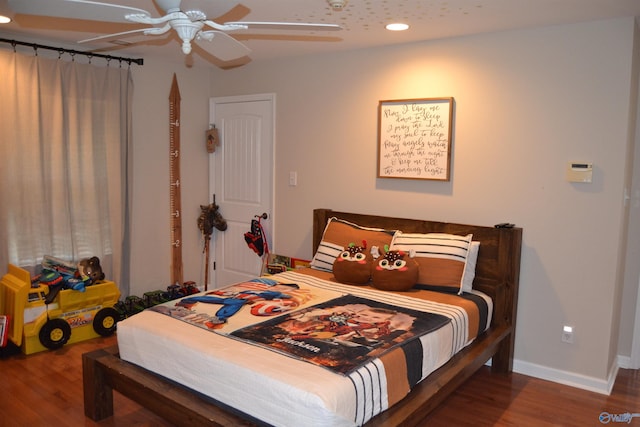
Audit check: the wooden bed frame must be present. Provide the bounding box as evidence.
[83,208,522,427]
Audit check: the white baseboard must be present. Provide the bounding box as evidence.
[511,358,619,395]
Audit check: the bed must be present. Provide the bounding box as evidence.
[83,208,522,426]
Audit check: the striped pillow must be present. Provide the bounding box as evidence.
[390,231,473,294]
[310,241,344,272]
[310,218,396,272]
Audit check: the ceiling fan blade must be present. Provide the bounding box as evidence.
[8,0,151,23]
[224,22,342,32]
[78,25,171,44]
[196,31,251,61]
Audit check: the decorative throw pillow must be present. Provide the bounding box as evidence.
[390,231,473,294]
[332,241,374,285]
[310,218,396,272]
[371,248,419,292]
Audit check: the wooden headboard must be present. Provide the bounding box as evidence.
[313,208,523,371]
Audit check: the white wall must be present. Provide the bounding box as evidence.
[207,17,639,387]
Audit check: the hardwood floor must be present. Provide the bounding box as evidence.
[0,335,172,427]
[0,334,638,426]
[421,365,639,427]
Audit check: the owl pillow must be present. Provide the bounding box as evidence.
[332,241,373,285]
[371,247,419,292]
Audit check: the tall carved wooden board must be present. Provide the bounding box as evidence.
[169,74,183,285]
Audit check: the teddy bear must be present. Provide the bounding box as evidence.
[77,256,105,284]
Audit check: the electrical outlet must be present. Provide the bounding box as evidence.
[561,325,574,343]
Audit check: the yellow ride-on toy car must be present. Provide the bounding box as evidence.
[0,264,120,355]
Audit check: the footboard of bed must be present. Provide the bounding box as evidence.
[82,345,256,427]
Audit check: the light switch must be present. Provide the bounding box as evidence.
[289,171,297,186]
[566,162,592,183]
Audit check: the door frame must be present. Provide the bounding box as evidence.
[208,93,276,288]
[632,285,640,368]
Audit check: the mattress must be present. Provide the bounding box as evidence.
[117,270,492,427]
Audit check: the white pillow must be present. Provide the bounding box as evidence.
[460,241,480,293]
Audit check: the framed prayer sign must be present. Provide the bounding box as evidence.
[377,97,454,181]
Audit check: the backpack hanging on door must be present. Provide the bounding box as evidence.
[244,216,268,257]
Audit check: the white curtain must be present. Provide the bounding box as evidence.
[0,49,133,294]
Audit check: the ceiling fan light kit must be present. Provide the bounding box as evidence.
[7,0,342,62]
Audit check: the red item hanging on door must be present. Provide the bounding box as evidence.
[244,217,269,257]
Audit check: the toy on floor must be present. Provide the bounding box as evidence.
[114,281,200,319]
[0,263,120,355]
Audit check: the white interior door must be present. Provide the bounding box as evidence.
[208,94,274,288]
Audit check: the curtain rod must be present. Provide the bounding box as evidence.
[0,37,144,66]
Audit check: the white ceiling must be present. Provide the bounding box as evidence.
[1,0,640,68]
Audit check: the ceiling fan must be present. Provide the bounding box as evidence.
[7,0,342,61]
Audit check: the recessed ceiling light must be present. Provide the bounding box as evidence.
[0,15,11,24]
[386,23,409,31]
